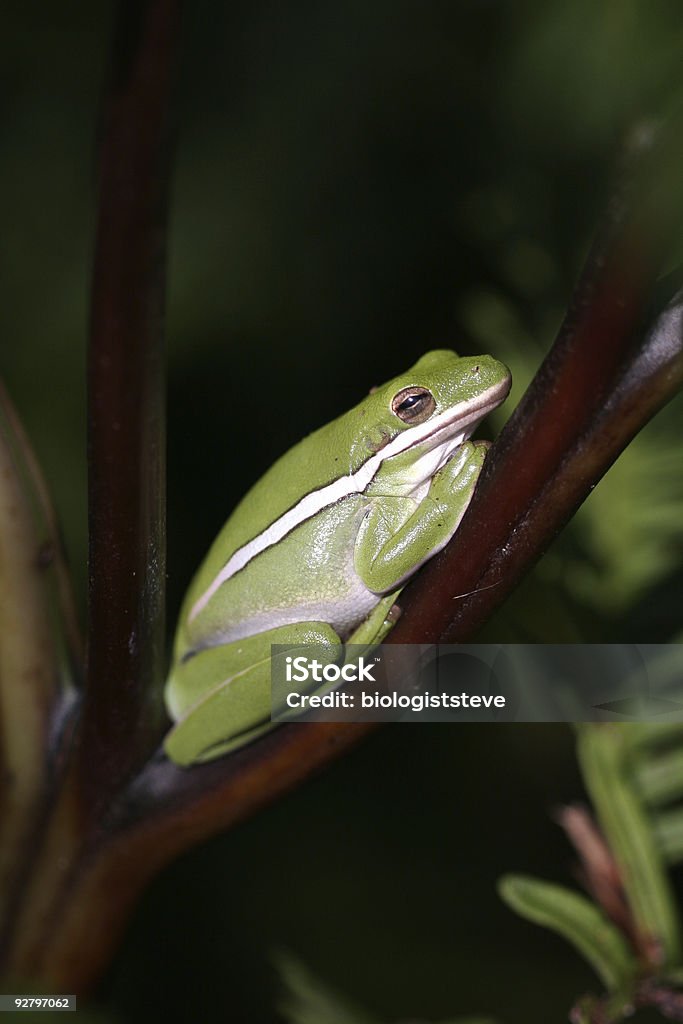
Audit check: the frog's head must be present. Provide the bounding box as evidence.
[356,349,511,494]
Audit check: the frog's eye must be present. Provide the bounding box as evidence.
[391,386,436,424]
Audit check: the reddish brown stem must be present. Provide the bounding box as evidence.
[0,0,180,987]
[10,722,376,990]
[83,0,178,809]
[387,125,683,646]
[2,32,683,1002]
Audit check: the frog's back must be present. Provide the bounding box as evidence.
[202,402,377,566]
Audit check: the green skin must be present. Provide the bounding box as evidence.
[164,350,511,766]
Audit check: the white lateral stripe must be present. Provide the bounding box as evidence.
[189,381,505,621]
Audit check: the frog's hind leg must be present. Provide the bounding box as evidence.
[164,621,340,766]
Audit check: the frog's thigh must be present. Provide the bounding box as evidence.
[356,440,487,594]
[164,621,340,766]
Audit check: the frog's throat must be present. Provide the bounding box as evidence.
[189,377,508,622]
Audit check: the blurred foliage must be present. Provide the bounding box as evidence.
[0,1,682,1022]
[276,953,380,1024]
[276,952,497,1024]
[500,723,683,1022]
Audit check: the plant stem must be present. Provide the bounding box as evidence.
[3,33,683,1002]
[0,0,178,985]
[82,0,177,809]
[387,121,683,646]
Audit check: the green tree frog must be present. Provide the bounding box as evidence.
[164,350,511,765]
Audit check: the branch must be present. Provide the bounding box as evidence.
[0,0,179,985]
[4,79,683,999]
[115,120,683,843]
[10,722,376,990]
[82,0,178,808]
[387,120,683,645]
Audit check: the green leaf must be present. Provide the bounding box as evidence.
[275,953,499,1024]
[654,808,683,865]
[577,724,681,964]
[498,874,636,992]
[569,439,683,614]
[635,746,683,807]
[276,953,380,1024]
[626,721,683,752]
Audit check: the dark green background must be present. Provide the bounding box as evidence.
[2,2,682,1021]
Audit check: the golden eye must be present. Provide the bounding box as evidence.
[391,386,436,424]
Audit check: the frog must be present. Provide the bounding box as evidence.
[164,349,511,765]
